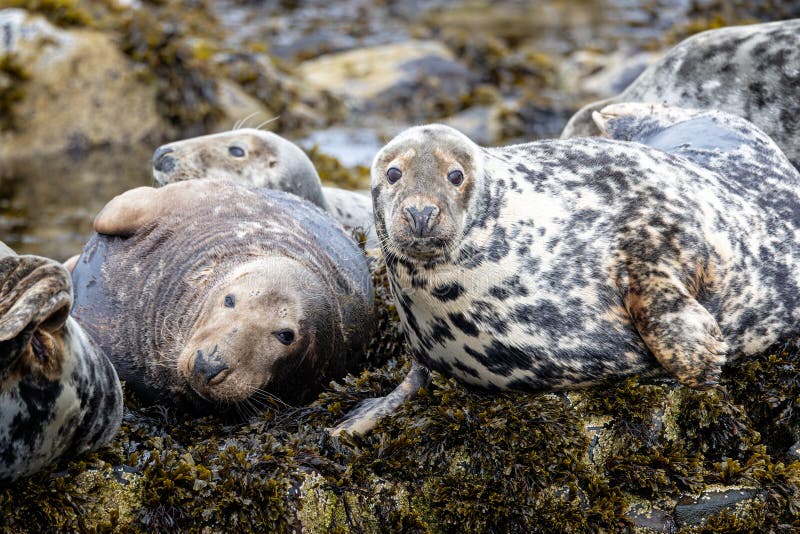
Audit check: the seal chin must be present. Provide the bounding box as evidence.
[397,237,451,260]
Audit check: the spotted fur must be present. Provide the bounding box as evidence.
[369,114,800,398]
[0,242,122,481]
[152,129,379,247]
[562,19,800,170]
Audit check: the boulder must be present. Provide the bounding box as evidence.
[298,40,479,121]
[0,9,165,160]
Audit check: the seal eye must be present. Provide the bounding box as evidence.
[386,167,402,184]
[229,146,246,158]
[274,329,295,345]
[448,170,464,186]
[224,294,235,308]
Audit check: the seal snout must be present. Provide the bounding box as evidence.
[193,345,229,385]
[153,146,176,173]
[403,204,440,237]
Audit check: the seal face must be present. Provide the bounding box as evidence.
[152,128,378,247]
[71,179,373,409]
[561,19,800,170]
[370,116,800,396]
[0,241,122,481]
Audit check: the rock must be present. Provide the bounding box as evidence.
[564,49,661,99]
[673,487,763,527]
[581,51,660,98]
[441,105,503,146]
[207,79,272,133]
[298,40,479,121]
[627,503,675,533]
[216,52,345,133]
[0,9,165,160]
[790,440,800,460]
[299,126,387,169]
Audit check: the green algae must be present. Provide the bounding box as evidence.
[0,0,93,27]
[116,3,225,132]
[306,146,371,190]
[0,55,29,132]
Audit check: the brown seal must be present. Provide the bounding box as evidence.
[71,179,373,410]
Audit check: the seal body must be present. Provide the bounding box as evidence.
[561,19,800,170]
[71,180,373,408]
[0,241,122,481]
[152,128,378,247]
[371,117,800,393]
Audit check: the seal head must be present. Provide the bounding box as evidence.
[177,257,333,403]
[153,128,330,210]
[371,124,483,260]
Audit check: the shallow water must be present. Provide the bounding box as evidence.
[0,145,153,261]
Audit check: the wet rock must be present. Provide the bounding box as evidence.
[673,487,762,527]
[298,40,479,121]
[217,51,345,133]
[627,503,675,533]
[0,9,165,160]
[441,105,503,146]
[299,126,388,169]
[566,49,661,99]
[208,78,271,133]
[790,440,800,460]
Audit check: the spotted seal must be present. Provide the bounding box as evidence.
[70,179,373,410]
[152,129,378,247]
[0,241,122,480]
[561,19,800,170]
[333,110,800,435]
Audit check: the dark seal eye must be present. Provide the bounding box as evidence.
[386,167,402,184]
[274,329,295,345]
[229,146,246,158]
[448,169,464,186]
[224,294,235,308]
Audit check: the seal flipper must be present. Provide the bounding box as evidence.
[0,255,72,372]
[330,359,431,437]
[625,266,727,390]
[94,185,161,236]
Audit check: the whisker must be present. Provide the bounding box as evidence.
[254,116,280,131]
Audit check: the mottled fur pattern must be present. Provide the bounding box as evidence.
[71,180,373,408]
[561,19,800,170]
[153,129,378,247]
[371,116,800,395]
[0,243,122,481]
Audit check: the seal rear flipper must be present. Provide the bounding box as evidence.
[329,359,431,437]
[0,255,72,370]
[626,268,727,390]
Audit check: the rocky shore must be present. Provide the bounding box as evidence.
[1,1,799,532]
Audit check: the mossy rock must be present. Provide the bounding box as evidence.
[0,54,29,131]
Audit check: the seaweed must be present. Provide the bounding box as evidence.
[1,0,93,27]
[0,54,30,132]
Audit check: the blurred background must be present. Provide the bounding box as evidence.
[1,0,798,261]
